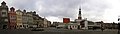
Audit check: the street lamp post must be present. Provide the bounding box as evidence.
[118,17,120,34]
[118,23,120,34]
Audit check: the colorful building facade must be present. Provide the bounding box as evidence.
[0,1,51,29]
[26,12,34,28]
[22,10,29,28]
[0,1,9,29]
[16,9,23,29]
[8,7,16,29]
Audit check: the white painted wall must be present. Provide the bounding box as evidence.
[84,20,88,29]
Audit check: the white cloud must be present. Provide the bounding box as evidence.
[103,0,120,23]
[80,0,120,23]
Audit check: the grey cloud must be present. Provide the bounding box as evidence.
[1,0,112,22]
[10,0,39,11]
[37,0,110,22]
[81,0,111,21]
[38,0,81,20]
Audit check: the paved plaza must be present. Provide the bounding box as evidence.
[0,28,118,34]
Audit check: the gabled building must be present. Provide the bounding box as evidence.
[16,9,23,29]
[27,11,44,28]
[8,7,16,29]
[28,11,39,28]
[37,17,44,28]
[22,10,29,28]
[0,1,9,29]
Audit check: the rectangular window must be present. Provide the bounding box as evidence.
[2,12,7,17]
[4,19,8,22]
[10,16,16,19]
[2,12,6,14]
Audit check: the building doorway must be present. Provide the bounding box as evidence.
[3,25,7,29]
[78,25,80,29]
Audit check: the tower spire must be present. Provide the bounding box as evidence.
[78,8,82,20]
[79,8,81,15]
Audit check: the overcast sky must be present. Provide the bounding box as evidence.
[0,0,120,23]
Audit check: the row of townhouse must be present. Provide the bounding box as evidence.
[0,1,51,29]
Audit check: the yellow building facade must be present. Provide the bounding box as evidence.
[16,10,23,29]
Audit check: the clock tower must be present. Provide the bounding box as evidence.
[78,8,82,20]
